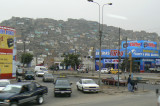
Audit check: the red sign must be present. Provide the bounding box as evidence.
[130,42,141,47]
[148,43,156,47]
[110,50,123,56]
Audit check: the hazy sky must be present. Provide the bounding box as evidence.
[1,0,160,35]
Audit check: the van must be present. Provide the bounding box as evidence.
[34,66,48,73]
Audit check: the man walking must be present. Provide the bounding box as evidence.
[127,74,133,92]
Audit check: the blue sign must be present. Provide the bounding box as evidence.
[121,40,157,50]
[96,48,160,58]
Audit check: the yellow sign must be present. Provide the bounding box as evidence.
[0,26,16,78]
[0,26,15,49]
[0,55,13,73]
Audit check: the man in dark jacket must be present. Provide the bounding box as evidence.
[127,74,133,92]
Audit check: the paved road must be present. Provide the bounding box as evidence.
[14,75,158,106]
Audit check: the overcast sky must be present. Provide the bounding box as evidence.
[1,0,160,35]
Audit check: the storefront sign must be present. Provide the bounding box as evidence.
[156,59,160,65]
[121,40,157,49]
[142,59,154,62]
[104,59,123,63]
[110,50,123,56]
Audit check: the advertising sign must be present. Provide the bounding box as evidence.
[122,40,142,49]
[0,26,16,79]
[104,59,123,64]
[121,40,157,49]
[156,59,160,65]
[96,48,159,58]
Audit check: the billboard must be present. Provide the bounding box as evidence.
[121,40,157,49]
[0,26,16,79]
[96,48,159,58]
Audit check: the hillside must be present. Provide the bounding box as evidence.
[0,17,159,58]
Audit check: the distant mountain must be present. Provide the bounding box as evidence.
[0,17,159,58]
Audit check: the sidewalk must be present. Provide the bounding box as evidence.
[51,70,160,80]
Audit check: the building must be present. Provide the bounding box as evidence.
[95,40,160,72]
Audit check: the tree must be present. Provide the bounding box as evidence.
[21,53,33,67]
[120,58,139,73]
[63,54,81,70]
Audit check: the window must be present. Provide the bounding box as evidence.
[21,85,29,93]
[28,83,36,91]
[79,80,82,84]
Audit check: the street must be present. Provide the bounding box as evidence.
[15,74,158,106]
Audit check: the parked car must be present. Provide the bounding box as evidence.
[54,77,72,97]
[77,68,89,73]
[109,69,122,74]
[97,68,109,74]
[35,66,48,73]
[0,79,10,91]
[0,82,48,106]
[149,67,160,73]
[16,68,23,76]
[102,76,127,86]
[24,70,35,80]
[43,73,54,82]
[76,79,99,93]
[36,71,46,77]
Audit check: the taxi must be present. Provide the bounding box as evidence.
[109,68,122,74]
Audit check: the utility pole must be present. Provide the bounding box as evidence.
[92,47,95,76]
[118,28,121,89]
[75,48,77,71]
[129,52,132,74]
[23,39,26,68]
[125,37,127,79]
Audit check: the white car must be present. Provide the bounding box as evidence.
[36,71,47,77]
[97,68,109,74]
[76,79,100,93]
[0,79,10,91]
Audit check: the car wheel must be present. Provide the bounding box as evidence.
[43,79,45,82]
[82,87,85,93]
[77,85,80,91]
[54,93,57,97]
[68,93,71,97]
[36,95,44,104]
[10,102,18,106]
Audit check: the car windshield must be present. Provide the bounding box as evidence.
[44,74,53,77]
[41,68,47,71]
[83,80,96,84]
[18,69,22,72]
[55,79,70,86]
[38,71,44,73]
[3,85,22,93]
[25,71,34,74]
[0,82,10,87]
[113,76,122,80]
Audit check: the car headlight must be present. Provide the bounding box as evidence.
[83,86,88,89]
[4,100,10,103]
[54,88,59,90]
[67,88,71,90]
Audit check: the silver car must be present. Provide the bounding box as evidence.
[43,73,54,82]
[0,79,10,91]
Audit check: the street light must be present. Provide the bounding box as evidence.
[88,0,112,86]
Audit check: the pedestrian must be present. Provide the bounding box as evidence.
[127,74,133,92]
[18,78,21,82]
